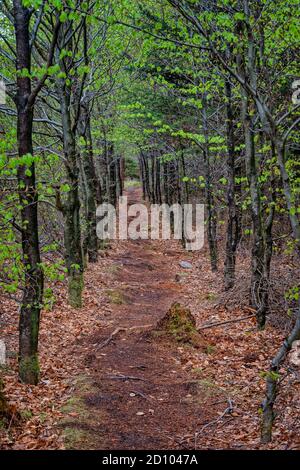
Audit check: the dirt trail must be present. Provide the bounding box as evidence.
[62,188,212,450]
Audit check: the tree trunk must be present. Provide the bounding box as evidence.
[224,77,241,289]
[78,105,98,263]
[242,96,267,329]
[155,155,162,204]
[151,154,156,203]
[275,139,300,251]
[139,154,146,199]
[117,156,124,197]
[57,23,83,308]
[261,299,300,443]
[108,143,117,207]
[14,0,44,384]
[202,93,218,272]
[163,161,170,205]
[142,153,151,201]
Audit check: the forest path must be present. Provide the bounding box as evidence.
[61,187,211,450]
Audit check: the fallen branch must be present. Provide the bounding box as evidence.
[105,374,146,382]
[96,324,152,350]
[194,398,234,447]
[198,313,255,330]
[96,327,126,350]
[130,390,149,400]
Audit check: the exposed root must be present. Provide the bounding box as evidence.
[96,324,152,350]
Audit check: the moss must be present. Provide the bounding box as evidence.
[20,409,33,421]
[63,426,91,450]
[205,344,216,355]
[68,272,83,308]
[155,303,205,348]
[39,412,48,424]
[124,179,140,188]
[19,354,40,385]
[204,292,216,301]
[61,396,88,418]
[60,376,97,418]
[106,264,120,275]
[59,375,101,449]
[106,289,125,305]
[98,239,110,250]
[192,367,203,375]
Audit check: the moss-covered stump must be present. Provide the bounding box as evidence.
[155,302,206,349]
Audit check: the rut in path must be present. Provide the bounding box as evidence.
[62,188,212,450]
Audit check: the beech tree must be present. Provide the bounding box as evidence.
[0,0,299,445]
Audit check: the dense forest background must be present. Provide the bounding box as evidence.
[0,0,300,450]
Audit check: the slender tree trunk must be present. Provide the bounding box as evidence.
[202,93,218,272]
[163,161,170,205]
[57,23,83,308]
[139,154,146,199]
[117,156,124,197]
[180,146,189,204]
[275,139,300,250]
[108,144,117,206]
[261,299,300,442]
[60,91,84,307]
[242,96,267,329]
[155,155,162,204]
[143,153,151,201]
[14,1,44,384]
[101,129,108,200]
[224,78,241,289]
[78,105,98,263]
[151,154,156,203]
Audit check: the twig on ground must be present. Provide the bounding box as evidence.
[96,327,126,350]
[105,373,146,382]
[96,324,152,350]
[130,390,149,400]
[194,398,234,448]
[198,313,255,330]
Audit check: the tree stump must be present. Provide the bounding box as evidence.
[155,302,207,349]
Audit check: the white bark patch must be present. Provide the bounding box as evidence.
[289,340,300,367]
[0,340,6,365]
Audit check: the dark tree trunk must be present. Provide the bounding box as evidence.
[108,144,117,207]
[60,89,84,307]
[78,104,98,263]
[14,1,44,385]
[224,77,241,289]
[155,155,162,204]
[57,23,83,308]
[163,161,170,205]
[180,145,189,204]
[242,97,267,329]
[142,153,151,201]
[261,300,300,443]
[117,156,124,197]
[151,154,156,203]
[202,93,218,272]
[139,154,146,199]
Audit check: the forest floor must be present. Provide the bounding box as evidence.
[1,187,300,450]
